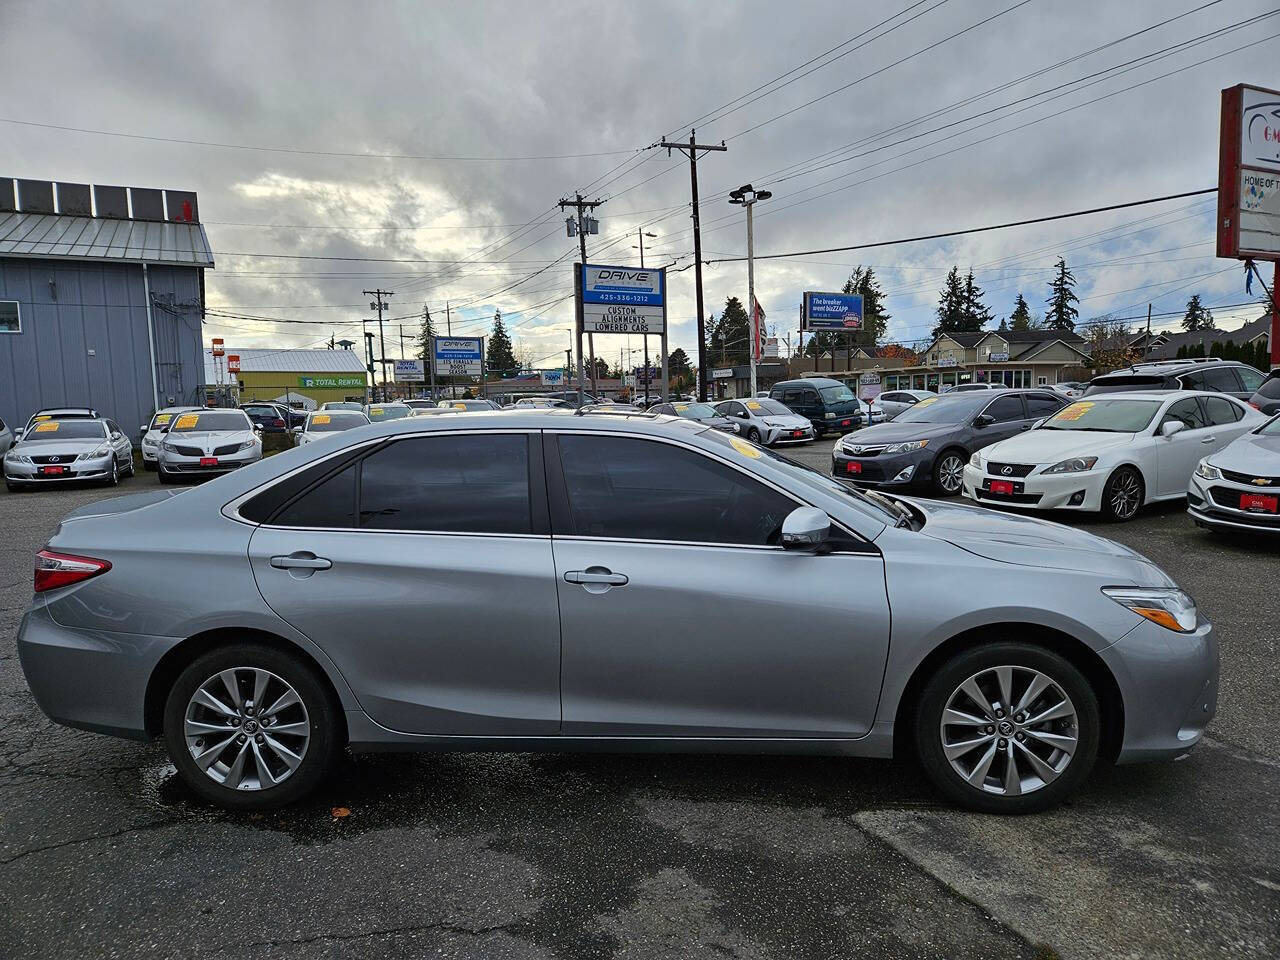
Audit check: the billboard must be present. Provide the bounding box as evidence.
[580,264,665,333]
[393,359,425,382]
[433,337,483,377]
[802,292,864,331]
[540,369,565,386]
[1217,84,1280,261]
[226,354,240,373]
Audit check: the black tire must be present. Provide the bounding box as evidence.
[163,643,342,810]
[157,463,173,484]
[104,457,120,487]
[914,642,1100,814]
[144,460,157,472]
[5,481,19,493]
[931,448,967,497]
[1100,466,1143,522]
[746,427,761,444]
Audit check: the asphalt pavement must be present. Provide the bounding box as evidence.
[1,441,1276,960]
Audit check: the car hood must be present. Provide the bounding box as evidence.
[895,495,1175,585]
[762,415,810,428]
[980,428,1140,463]
[1210,429,1280,474]
[841,421,962,444]
[167,430,255,446]
[11,438,107,456]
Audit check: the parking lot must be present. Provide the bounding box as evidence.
[1,438,1277,960]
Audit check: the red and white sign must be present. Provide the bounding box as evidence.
[226,354,241,373]
[1217,84,1280,262]
[211,338,225,357]
[751,296,766,362]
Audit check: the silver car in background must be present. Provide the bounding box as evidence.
[320,401,365,412]
[156,409,261,483]
[0,415,12,452]
[295,409,370,445]
[139,406,204,470]
[364,402,414,423]
[714,397,815,445]
[4,417,134,490]
[17,411,1216,814]
[437,398,500,411]
[1188,413,1280,534]
[874,389,937,420]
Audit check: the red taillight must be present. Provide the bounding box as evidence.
[272,418,285,428]
[34,550,111,593]
[1248,402,1261,411]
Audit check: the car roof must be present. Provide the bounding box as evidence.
[32,407,96,417]
[1072,390,1237,403]
[772,377,843,387]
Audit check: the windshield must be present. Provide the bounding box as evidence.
[367,405,412,421]
[1041,399,1162,432]
[323,401,364,411]
[745,399,792,417]
[171,411,251,432]
[673,402,718,419]
[23,420,107,441]
[308,412,368,432]
[820,384,855,403]
[892,393,989,424]
[148,411,192,430]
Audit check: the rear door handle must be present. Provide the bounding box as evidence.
[564,569,628,586]
[270,553,332,570]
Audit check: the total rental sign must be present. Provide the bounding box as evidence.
[581,264,665,334]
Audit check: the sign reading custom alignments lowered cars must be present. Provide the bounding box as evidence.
[580,263,666,333]
[1217,83,1280,261]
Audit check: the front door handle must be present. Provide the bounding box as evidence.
[1200,436,1216,444]
[270,553,332,571]
[564,569,628,586]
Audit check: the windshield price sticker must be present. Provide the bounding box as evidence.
[34,422,60,433]
[312,414,330,425]
[453,403,467,409]
[674,404,688,411]
[746,401,763,410]
[915,397,939,408]
[174,414,200,429]
[729,436,763,459]
[1054,402,1094,422]
[154,414,172,425]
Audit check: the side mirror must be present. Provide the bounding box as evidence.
[159,426,170,434]
[1032,418,1047,429]
[781,507,830,552]
[139,425,149,436]
[1161,420,1187,438]
[292,426,303,434]
[974,414,995,428]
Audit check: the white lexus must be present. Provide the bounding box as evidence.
[962,391,1264,521]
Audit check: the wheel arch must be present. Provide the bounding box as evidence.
[1104,460,1151,503]
[144,627,348,742]
[892,621,1125,764]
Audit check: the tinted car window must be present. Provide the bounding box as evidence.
[1257,374,1280,400]
[1084,375,1166,395]
[983,396,1025,423]
[275,464,357,528]
[651,404,674,415]
[358,434,531,534]
[1162,398,1208,431]
[1237,367,1265,391]
[781,390,802,405]
[556,435,794,546]
[1181,367,1243,392]
[1204,396,1243,425]
[1025,393,1064,417]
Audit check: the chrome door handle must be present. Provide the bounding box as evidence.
[1200,436,1216,444]
[270,553,332,570]
[564,569,628,586]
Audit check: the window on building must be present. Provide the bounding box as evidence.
[0,301,19,334]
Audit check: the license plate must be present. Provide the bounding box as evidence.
[792,430,803,438]
[989,479,1015,495]
[1240,493,1278,513]
[200,457,219,467]
[840,419,851,427]
[846,461,862,474]
[40,466,65,476]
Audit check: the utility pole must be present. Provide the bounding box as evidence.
[445,299,454,399]
[364,289,393,401]
[559,192,604,398]
[635,229,659,403]
[660,129,727,401]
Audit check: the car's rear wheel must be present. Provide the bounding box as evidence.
[914,642,1100,814]
[1100,466,1143,522]
[932,449,966,496]
[163,644,341,809]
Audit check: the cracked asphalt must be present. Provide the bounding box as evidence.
[1,440,1277,959]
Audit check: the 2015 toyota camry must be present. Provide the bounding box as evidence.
[17,410,1217,813]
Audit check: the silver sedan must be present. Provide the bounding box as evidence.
[138,406,204,470]
[4,417,134,490]
[156,409,262,483]
[714,398,815,445]
[19,411,1216,814]
[295,410,370,446]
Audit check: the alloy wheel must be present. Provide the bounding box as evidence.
[939,665,1078,796]
[1109,471,1141,519]
[937,455,964,493]
[183,667,311,791]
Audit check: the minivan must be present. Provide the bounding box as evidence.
[769,377,864,438]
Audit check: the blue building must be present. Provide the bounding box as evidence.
[0,177,214,436]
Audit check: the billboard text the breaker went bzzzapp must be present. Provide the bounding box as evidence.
[802,292,864,331]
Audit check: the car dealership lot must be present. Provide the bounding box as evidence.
[1,455,1277,960]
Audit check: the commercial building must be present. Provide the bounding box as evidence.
[205,348,368,409]
[0,177,212,434]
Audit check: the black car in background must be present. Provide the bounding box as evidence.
[238,402,290,433]
[831,389,1067,495]
[769,377,863,437]
[1249,368,1280,416]
[1085,358,1266,402]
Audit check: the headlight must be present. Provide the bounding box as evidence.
[969,451,983,467]
[77,445,111,461]
[1195,460,1221,481]
[824,412,836,419]
[161,440,177,452]
[1043,456,1098,474]
[1102,587,1197,633]
[142,436,157,448]
[883,439,929,454]
[238,439,258,451]
[6,453,31,463]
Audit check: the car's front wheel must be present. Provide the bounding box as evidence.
[163,644,342,809]
[914,642,1100,814]
[746,427,761,443]
[1100,466,1143,522]
[931,449,966,496]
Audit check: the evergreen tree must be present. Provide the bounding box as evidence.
[961,269,994,329]
[1181,294,1214,332]
[1009,294,1032,331]
[932,266,968,338]
[487,310,517,376]
[997,317,1009,332]
[1045,258,1080,330]
[841,266,891,347]
[710,296,750,365]
[415,304,437,363]
[802,330,836,359]
[668,347,693,391]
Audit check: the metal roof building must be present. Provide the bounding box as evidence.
[0,178,213,440]
[204,347,369,410]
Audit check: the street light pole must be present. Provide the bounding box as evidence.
[634,229,658,404]
[729,185,771,400]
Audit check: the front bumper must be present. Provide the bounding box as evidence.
[1103,615,1218,763]
[962,462,1106,511]
[766,424,816,445]
[157,449,262,475]
[4,456,113,483]
[831,446,931,487]
[1187,472,1280,533]
[817,414,863,435]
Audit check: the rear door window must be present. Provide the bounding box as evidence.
[983,395,1026,423]
[1181,367,1244,393]
[1236,367,1264,392]
[1025,393,1065,418]
[1204,396,1243,425]
[1161,397,1208,431]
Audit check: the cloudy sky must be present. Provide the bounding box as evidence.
[2,0,1275,370]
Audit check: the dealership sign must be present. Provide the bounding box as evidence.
[1217,83,1280,261]
[433,337,484,377]
[580,264,666,333]
[802,292,864,331]
[541,369,565,386]
[393,359,425,382]
[299,375,366,389]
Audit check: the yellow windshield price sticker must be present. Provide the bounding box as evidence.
[453,402,467,409]
[1053,402,1094,422]
[729,436,762,459]
[154,414,172,425]
[370,407,384,415]
[312,414,331,425]
[745,401,763,410]
[174,414,200,429]
[674,403,689,411]
[34,422,60,433]
[915,397,939,407]
[34,415,51,421]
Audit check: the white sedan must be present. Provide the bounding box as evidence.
[873,389,937,419]
[962,391,1264,521]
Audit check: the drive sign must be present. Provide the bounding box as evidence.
[581,264,665,333]
[433,337,483,377]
